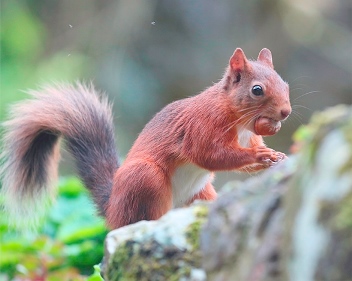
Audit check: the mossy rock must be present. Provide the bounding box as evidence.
[102,204,208,281]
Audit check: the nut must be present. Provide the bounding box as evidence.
[254,117,281,136]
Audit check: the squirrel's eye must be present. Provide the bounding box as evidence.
[251,85,264,96]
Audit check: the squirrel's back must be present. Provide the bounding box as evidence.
[125,85,229,163]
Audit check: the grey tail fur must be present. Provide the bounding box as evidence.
[0,83,119,228]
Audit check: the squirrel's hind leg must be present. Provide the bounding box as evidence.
[106,161,172,229]
[187,182,217,205]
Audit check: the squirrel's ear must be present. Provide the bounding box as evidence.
[257,48,273,68]
[229,48,249,72]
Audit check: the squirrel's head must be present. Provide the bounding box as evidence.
[223,48,291,135]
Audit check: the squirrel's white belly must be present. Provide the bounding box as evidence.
[171,163,211,208]
[237,126,253,148]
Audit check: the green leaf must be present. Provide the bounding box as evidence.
[0,176,106,277]
[58,177,86,198]
[87,265,104,281]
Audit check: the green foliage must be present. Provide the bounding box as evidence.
[0,177,107,280]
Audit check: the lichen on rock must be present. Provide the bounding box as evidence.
[284,105,352,281]
[102,203,209,281]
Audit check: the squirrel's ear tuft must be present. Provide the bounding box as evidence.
[229,48,249,72]
[257,48,273,68]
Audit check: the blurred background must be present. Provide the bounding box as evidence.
[1,0,351,185]
[0,0,351,278]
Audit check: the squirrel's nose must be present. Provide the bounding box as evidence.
[281,108,291,119]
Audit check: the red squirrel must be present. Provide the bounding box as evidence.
[0,48,291,229]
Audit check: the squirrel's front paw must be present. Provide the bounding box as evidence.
[271,151,287,162]
[254,146,275,164]
[254,146,287,167]
[266,151,287,167]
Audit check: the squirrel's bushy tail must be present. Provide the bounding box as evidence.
[0,83,119,228]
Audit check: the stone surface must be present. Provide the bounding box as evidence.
[201,159,295,281]
[102,204,209,281]
[283,105,352,281]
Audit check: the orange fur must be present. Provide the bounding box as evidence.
[0,48,291,230]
